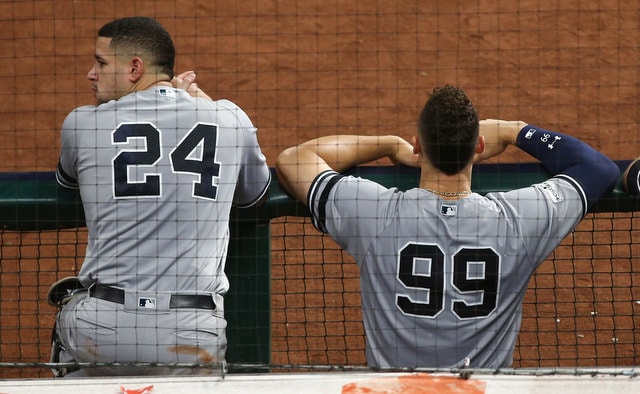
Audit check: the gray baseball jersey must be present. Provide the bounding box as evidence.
[308,170,584,369]
[56,86,271,295]
[53,87,270,375]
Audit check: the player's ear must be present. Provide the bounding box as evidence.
[476,135,485,154]
[411,135,422,155]
[128,57,144,82]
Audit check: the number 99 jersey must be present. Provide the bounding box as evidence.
[56,87,271,295]
[308,170,585,369]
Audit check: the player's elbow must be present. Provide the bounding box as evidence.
[275,147,298,180]
[601,157,621,195]
[276,147,302,196]
[582,156,620,210]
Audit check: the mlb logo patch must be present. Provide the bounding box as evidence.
[441,205,457,216]
[157,88,175,98]
[138,297,157,309]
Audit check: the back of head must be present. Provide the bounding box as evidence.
[418,85,479,175]
[98,16,175,79]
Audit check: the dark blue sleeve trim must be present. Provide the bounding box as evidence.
[55,162,79,189]
[308,170,344,234]
[234,170,272,209]
[555,174,588,217]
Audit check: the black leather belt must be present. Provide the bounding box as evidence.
[90,283,216,310]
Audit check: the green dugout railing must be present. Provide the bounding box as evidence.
[0,162,637,372]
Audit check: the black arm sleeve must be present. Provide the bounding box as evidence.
[516,125,619,210]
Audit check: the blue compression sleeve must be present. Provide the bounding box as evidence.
[516,125,619,210]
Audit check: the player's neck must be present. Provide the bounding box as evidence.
[130,75,173,93]
[419,169,472,200]
[420,183,472,199]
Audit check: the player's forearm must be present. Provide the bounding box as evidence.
[299,135,403,172]
[516,124,604,175]
[476,120,525,162]
[516,124,620,208]
[277,135,415,205]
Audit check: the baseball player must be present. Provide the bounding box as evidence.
[276,85,619,369]
[50,17,271,376]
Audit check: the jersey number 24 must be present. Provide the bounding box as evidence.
[112,123,221,200]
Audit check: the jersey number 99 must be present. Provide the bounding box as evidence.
[396,243,499,319]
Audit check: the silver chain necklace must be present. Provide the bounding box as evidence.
[423,188,472,197]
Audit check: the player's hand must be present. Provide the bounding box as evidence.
[388,137,421,168]
[474,119,525,162]
[172,71,213,101]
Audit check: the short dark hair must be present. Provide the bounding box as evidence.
[417,85,479,175]
[98,16,175,79]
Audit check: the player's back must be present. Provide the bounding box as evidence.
[350,181,583,368]
[58,87,269,293]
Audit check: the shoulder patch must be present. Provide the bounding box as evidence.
[537,181,564,203]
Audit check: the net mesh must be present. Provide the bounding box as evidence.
[1,0,640,379]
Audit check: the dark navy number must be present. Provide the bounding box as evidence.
[171,123,220,200]
[112,123,162,197]
[396,243,500,319]
[452,248,499,318]
[396,244,445,317]
[112,123,220,200]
